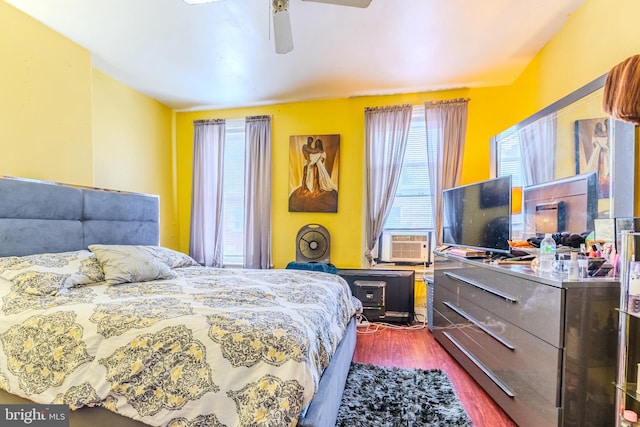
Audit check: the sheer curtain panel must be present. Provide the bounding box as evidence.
[519,113,557,186]
[364,104,413,266]
[189,119,226,267]
[425,98,469,246]
[243,115,272,269]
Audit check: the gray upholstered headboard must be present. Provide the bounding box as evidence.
[0,177,160,257]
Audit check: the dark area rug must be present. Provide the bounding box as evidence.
[336,363,473,427]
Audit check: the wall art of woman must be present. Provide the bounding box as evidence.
[288,134,340,213]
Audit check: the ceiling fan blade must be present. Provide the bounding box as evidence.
[273,2,293,54]
[301,0,372,7]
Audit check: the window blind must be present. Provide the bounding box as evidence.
[383,105,434,232]
[222,118,245,266]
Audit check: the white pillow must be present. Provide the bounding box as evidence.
[0,250,105,296]
[89,245,177,285]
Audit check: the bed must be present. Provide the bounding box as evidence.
[0,176,358,427]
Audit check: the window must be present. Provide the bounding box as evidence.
[495,126,524,238]
[222,118,245,266]
[496,128,523,187]
[382,105,435,235]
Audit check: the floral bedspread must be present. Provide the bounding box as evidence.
[0,267,357,427]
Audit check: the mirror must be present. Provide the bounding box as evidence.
[491,74,636,240]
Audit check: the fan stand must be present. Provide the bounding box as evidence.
[296,224,331,264]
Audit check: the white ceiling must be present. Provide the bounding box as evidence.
[5,0,585,111]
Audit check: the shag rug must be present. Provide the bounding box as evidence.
[336,363,473,427]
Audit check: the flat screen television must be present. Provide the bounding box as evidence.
[522,172,598,237]
[442,175,512,254]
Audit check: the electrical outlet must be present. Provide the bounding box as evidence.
[357,320,370,328]
[356,314,370,327]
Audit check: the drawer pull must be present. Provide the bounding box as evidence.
[443,331,517,398]
[443,301,516,351]
[444,272,518,303]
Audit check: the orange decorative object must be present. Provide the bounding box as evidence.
[511,186,523,214]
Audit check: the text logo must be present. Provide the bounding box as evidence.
[0,405,69,426]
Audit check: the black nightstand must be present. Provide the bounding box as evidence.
[338,269,414,323]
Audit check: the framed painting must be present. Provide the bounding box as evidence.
[288,134,340,213]
[575,117,610,198]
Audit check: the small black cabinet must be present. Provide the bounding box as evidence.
[337,269,415,323]
[353,280,386,321]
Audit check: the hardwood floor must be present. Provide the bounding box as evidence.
[352,323,518,427]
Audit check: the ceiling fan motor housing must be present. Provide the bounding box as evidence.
[296,224,331,264]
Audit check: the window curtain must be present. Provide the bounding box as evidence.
[243,115,272,269]
[364,104,413,266]
[425,98,469,246]
[189,119,226,267]
[518,113,557,186]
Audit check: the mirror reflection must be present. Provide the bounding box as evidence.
[492,76,636,242]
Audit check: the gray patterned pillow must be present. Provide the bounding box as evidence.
[89,244,177,285]
[144,246,201,268]
[0,250,105,296]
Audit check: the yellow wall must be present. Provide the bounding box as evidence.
[0,1,93,185]
[91,70,179,247]
[0,1,179,248]
[500,0,640,124]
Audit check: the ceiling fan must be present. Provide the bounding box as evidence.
[183,0,372,54]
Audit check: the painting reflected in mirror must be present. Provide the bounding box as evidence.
[575,117,610,198]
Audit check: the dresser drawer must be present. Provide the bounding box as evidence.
[434,326,560,427]
[436,284,562,404]
[435,266,564,346]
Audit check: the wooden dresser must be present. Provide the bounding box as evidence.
[432,252,619,427]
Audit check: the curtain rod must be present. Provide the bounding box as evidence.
[425,97,470,106]
[193,118,225,125]
[246,115,271,122]
[364,104,412,112]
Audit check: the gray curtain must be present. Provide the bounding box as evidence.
[243,115,272,269]
[189,119,226,267]
[519,113,557,186]
[425,98,469,246]
[364,104,413,266]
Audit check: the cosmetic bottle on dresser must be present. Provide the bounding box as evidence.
[628,263,640,315]
[621,409,638,427]
[568,252,579,280]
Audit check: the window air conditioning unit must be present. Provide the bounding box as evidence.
[380,233,430,263]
